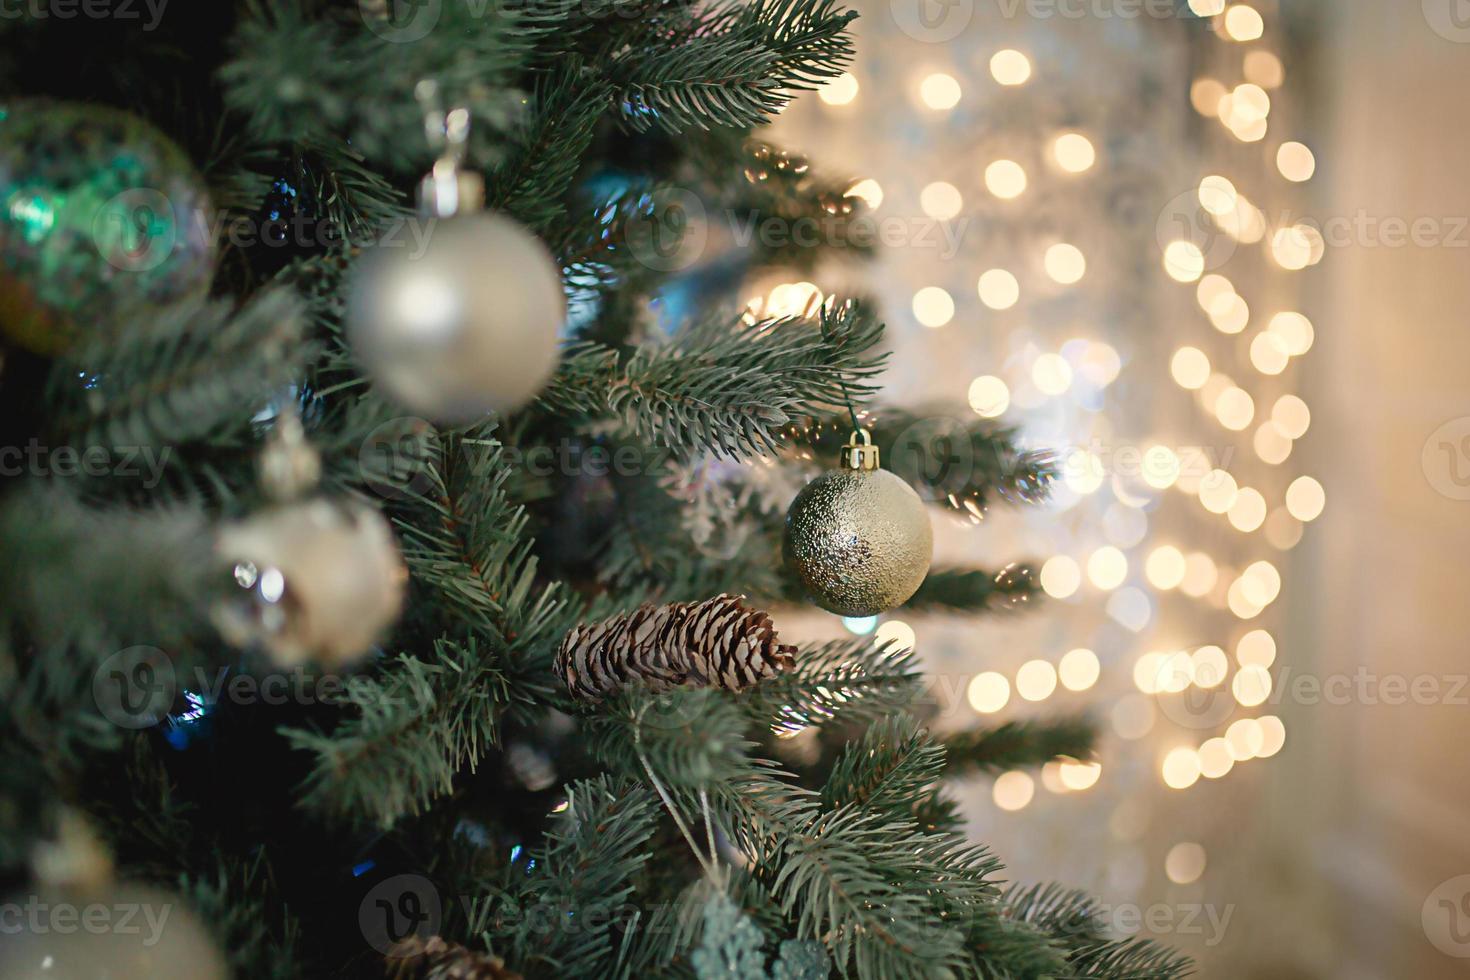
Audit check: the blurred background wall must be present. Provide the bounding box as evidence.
[771,0,1470,976]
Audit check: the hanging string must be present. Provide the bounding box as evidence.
[818,301,864,435]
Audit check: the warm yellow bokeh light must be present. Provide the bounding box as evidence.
[1231,84,1271,123]
[1171,346,1212,389]
[1181,551,1219,597]
[1257,715,1286,757]
[1241,560,1282,606]
[1199,469,1239,514]
[1198,738,1235,779]
[1215,386,1256,431]
[1199,174,1237,215]
[1017,659,1058,702]
[1087,546,1129,591]
[1224,4,1264,41]
[1277,141,1316,182]
[1250,332,1291,375]
[977,269,1019,310]
[1272,394,1311,438]
[968,671,1011,714]
[1191,645,1229,689]
[1269,311,1315,355]
[1271,224,1318,270]
[1163,747,1202,789]
[1286,476,1326,522]
[1237,629,1277,668]
[845,178,883,209]
[919,72,962,110]
[875,619,917,651]
[912,286,954,327]
[1163,240,1206,283]
[1053,132,1096,173]
[1059,760,1102,791]
[985,159,1028,199]
[1226,718,1265,760]
[1032,352,1074,395]
[1197,274,1235,314]
[1229,486,1268,532]
[1210,293,1251,334]
[968,375,1011,418]
[1188,0,1224,14]
[1044,243,1086,284]
[994,770,1035,810]
[1059,648,1101,692]
[1166,842,1208,883]
[1233,664,1273,707]
[1254,421,1294,465]
[1146,546,1187,590]
[1266,507,1304,550]
[1191,78,1226,117]
[1063,449,1106,496]
[1244,49,1284,88]
[819,72,860,106]
[1040,556,1082,599]
[919,181,963,220]
[1142,445,1182,490]
[1228,578,1263,620]
[990,49,1032,85]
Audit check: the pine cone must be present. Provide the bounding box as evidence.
[555,594,797,702]
[386,936,522,980]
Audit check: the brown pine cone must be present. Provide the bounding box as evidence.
[386,935,522,980]
[555,594,797,702]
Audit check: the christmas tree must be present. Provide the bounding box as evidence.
[0,3,1192,977]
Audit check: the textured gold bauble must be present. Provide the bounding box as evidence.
[784,435,933,616]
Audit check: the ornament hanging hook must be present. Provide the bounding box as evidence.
[414,79,483,218]
[841,427,880,471]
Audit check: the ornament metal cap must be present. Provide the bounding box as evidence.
[841,428,881,471]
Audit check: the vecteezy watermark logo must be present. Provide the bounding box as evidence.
[1423,876,1470,957]
[624,187,708,273]
[890,0,973,42]
[0,0,169,30]
[359,417,438,501]
[360,0,442,41]
[92,646,176,730]
[1424,0,1470,42]
[94,188,179,273]
[360,874,442,954]
[887,415,976,504]
[1422,417,1470,501]
[1156,188,1237,277]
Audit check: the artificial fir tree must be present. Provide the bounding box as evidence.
[0,3,1191,977]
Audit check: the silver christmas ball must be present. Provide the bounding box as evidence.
[214,498,408,668]
[784,467,933,616]
[347,211,564,423]
[0,882,227,980]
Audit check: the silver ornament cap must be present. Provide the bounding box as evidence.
[784,430,933,616]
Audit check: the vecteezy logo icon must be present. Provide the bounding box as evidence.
[359,416,437,501]
[1155,188,1237,278]
[624,187,707,273]
[360,0,442,42]
[1423,875,1470,957]
[1424,0,1470,42]
[93,189,177,273]
[93,646,177,729]
[360,874,443,954]
[888,415,975,504]
[890,0,974,42]
[1423,417,1470,501]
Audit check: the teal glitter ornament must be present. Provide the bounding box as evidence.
[0,100,214,354]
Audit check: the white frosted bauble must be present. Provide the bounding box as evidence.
[347,211,565,423]
[0,883,227,980]
[215,498,408,668]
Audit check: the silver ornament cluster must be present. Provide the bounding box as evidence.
[784,430,933,617]
[555,594,797,702]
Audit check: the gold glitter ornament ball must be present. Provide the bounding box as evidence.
[784,432,933,616]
